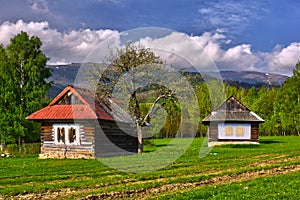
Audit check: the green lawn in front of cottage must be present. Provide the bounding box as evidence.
[0,136,299,199]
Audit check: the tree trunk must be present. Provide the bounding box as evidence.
[137,124,143,154]
[0,143,3,151]
[18,137,22,152]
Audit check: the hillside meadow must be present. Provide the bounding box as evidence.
[0,136,299,199]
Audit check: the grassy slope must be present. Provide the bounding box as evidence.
[0,136,299,199]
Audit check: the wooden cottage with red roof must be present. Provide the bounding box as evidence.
[26,86,137,159]
[202,96,264,147]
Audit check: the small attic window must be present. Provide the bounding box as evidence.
[226,100,234,110]
[231,100,236,110]
[57,92,83,105]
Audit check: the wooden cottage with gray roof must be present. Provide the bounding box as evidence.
[26,86,137,159]
[202,96,264,146]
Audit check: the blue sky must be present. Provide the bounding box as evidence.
[0,0,299,75]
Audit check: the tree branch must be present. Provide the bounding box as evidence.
[141,93,174,126]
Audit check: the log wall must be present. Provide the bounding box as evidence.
[39,121,95,159]
[208,123,218,142]
[250,123,259,142]
[39,120,137,159]
[95,120,138,157]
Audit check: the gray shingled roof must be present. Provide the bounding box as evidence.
[202,96,264,124]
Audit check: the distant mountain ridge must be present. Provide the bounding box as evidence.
[46,64,289,98]
[46,64,81,98]
[219,71,288,85]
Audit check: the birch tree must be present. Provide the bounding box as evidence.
[0,32,51,146]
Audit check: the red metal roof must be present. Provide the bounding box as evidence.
[26,86,114,121]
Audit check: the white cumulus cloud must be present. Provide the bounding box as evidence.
[263,43,300,74]
[0,20,119,64]
[137,31,260,72]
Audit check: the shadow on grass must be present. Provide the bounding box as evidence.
[222,144,260,149]
[222,140,282,149]
[259,140,281,144]
[143,143,174,153]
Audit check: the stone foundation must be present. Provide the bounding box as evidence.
[208,141,260,147]
[39,148,94,159]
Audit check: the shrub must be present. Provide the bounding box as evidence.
[5,143,40,155]
[19,143,41,155]
[5,144,18,154]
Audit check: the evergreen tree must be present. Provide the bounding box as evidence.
[252,86,277,135]
[195,83,212,137]
[242,86,257,108]
[273,62,300,135]
[225,84,239,98]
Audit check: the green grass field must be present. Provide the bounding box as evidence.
[0,136,300,199]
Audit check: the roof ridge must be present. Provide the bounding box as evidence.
[213,95,250,111]
[202,96,264,123]
[49,85,90,107]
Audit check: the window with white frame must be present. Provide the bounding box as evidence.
[218,123,251,139]
[54,124,80,145]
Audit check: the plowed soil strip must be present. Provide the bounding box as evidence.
[84,164,300,200]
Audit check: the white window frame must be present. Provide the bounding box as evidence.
[54,124,80,145]
[218,123,251,140]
